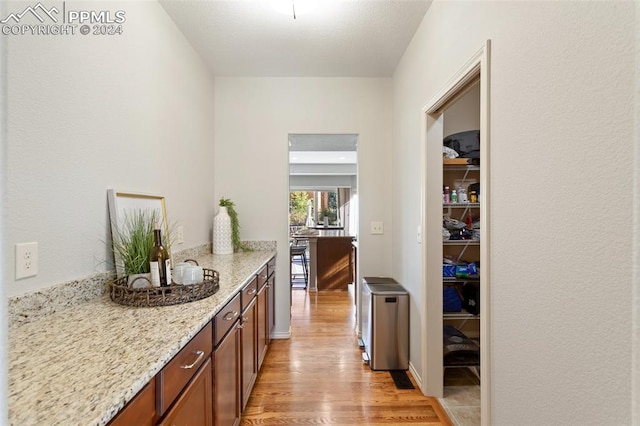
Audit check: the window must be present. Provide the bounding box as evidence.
[289,189,340,228]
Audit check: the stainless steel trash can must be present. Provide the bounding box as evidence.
[362,277,409,371]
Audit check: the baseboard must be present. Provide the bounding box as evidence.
[407,362,454,425]
[408,361,423,393]
[270,326,292,339]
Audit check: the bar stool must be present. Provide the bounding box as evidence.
[290,244,308,289]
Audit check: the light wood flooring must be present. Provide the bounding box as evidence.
[241,287,452,425]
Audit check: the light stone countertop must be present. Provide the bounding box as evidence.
[293,230,355,239]
[8,250,276,426]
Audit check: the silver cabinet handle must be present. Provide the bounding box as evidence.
[223,310,239,321]
[180,350,204,369]
[238,316,249,329]
[246,288,257,295]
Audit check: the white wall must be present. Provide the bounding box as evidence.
[393,1,635,424]
[289,174,355,189]
[1,0,7,421]
[5,1,216,297]
[634,4,640,422]
[443,84,480,137]
[214,77,392,336]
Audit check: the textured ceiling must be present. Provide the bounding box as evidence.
[159,0,432,77]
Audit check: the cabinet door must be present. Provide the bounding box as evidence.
[158,358,212,426]
[267,273,275,337]
[240,299,257,411]
[156,323,212,416]
[108,378,156,426]
[256,283,268,371]
[214,323,240,426]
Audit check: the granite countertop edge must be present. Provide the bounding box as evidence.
[8,250,276,426]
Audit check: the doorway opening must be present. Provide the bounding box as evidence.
[288,134,358,297]
[421,41,491,425]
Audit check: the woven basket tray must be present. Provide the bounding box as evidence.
[109,267,220,308]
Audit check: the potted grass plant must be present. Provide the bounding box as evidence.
[111,209,159,287]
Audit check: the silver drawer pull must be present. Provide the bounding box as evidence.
[242,316,249,323]
[180,350,204,369]
[223,310,239,321]
[246,288,257,295]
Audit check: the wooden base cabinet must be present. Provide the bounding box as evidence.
[108,379,156,426]
[316,237,354,290]
[158,358,212,426]
[240,297,257,411]
[109,256,276,426]
[266,257,276,339]
[214,325,240,426]
[214,293,242,426]
[256,282,269,370]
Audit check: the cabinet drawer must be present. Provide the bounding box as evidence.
[156,322,212,415]
[257,264,269,288]
[267,257,276,278]
[158,357,212,426]
[215,293,241,346]
[241,277,258,312]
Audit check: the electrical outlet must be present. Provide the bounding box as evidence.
[370,221,384,235]
[16,242,38,279]
[175,225,184,245]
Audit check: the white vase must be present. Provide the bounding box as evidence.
[213,206,234,254]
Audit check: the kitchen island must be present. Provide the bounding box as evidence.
[296,230,356,291]
[8,248,275,426]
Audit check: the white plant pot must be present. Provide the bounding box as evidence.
[213,206,234,255]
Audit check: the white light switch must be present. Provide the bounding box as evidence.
[370,221,384,235]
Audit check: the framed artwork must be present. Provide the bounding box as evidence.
[107,189,170,278]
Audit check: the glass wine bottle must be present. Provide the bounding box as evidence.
[149,222,171,287]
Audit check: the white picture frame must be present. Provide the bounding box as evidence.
[107,189,171,278]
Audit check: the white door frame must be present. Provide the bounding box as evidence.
[420,40,491,425]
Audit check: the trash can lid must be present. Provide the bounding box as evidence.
[368,284,407,295]
[363,276,397,285]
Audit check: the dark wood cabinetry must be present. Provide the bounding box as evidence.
[214,318,241,426]
[156,323,213,416]
[108,379,156,426]
[214,293,242,426]
[317,237,354,290]
[110,323,214,426]
[256,281,269,370]
[158,358,212,426]
[240,297,257,411]
[266,257,276,337]
[108,255,276,426]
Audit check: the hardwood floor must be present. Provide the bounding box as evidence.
[241,287,452,425]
